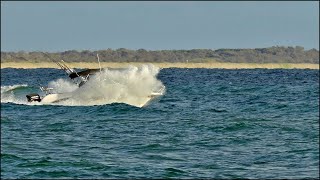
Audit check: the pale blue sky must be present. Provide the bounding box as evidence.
[1,1,319,52]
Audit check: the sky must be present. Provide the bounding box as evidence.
[1,1,319,52]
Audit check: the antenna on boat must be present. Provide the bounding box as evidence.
[42,52,83,85]
[97,53,102,81]
[60,60,74,73]
[97,54,102,73]
[42,53,72,75]
[95,53,121,86]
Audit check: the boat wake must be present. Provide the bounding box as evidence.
[1,64,165,107]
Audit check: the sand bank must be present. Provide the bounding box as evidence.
[1,62,319,69]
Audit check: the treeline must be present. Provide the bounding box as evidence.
[1,46,319,63]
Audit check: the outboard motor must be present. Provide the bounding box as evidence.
[26,93,41,102]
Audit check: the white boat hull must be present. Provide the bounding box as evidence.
[41,93,71,104]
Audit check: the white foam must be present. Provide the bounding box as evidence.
[1,84,28,104]
[1,64,165,107]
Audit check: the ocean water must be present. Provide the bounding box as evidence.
[1,66,319,179]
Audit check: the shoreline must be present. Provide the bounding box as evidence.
[1,62,319,69]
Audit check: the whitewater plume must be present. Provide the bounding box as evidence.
[1,64,165,107]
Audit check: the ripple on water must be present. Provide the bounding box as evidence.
[1,68,319,179]
[164,167,188,178]
[24,170,72,178]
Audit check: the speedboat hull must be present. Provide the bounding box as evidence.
[41,93,71,104]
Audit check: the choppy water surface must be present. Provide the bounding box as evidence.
[1,67,319,179]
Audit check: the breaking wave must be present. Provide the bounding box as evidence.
[1,84,31,104]
[1,64,165,107]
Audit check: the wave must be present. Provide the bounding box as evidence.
[1,84,33,104]
[1,64,165,107]
[1,84,28,93]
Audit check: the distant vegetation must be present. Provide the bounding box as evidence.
[1,46,319,64]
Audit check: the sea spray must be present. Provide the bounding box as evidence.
[62,64,165,107]
[48,78,78,93]
[1,64,165,107]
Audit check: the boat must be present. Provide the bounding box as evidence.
[26,54,164,107]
